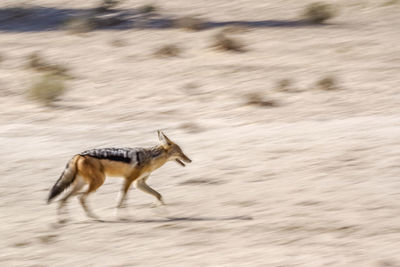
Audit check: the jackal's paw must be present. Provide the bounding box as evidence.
[85,213,103,222]
[116,210,132,220]
[149,201,165,208]
[117,204,128,209]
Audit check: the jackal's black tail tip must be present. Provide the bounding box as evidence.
[47,194,55,204]
[47,186,62,204]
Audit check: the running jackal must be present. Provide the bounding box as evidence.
[47,131,192,220]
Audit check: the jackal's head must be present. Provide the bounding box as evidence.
[158,130,192,167]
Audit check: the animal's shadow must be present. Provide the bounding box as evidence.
[74,215,253,224]
[0,6,324,33]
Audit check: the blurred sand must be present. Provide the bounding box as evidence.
[0,1,400,266]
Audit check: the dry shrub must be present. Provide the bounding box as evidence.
[174,16,206,31]
[180,122,202,133]
[26,52,70,77]
[276,78,301,93]
[276,78,293,92]
[95,0,120,12]
[221,25,250,34]
[64,1,125,34]
[13,241,31,247]
[92,15,126,28]
[212,33,245,52]
[245,93,278,107]
[4,4,34,20]
[315,75,338,90]
[181,82,201,95]
[154,44,181,58]
[110,39,127,47]
[28,74,67,105]
[37,234,57,244]
[383,0,399,5]
[138,4,157,14]
[303,2,336,24]
[27,52,43,69]
[63,16,96,33]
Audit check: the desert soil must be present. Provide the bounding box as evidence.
[0,0,400,266]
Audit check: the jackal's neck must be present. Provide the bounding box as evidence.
[148,145,166,159]
[143,145,168,172]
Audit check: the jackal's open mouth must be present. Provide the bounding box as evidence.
[176,154,192,167]
[176,159,186,167]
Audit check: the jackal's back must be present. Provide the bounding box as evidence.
[80,147,147,165]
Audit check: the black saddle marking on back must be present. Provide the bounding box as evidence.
[136,150,146,166]
[80,148,133,163]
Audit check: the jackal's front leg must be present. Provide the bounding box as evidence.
[135,178,164,205]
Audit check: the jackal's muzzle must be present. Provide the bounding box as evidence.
[176,153,192,167]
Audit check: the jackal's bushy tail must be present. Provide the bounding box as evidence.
[47,155,79,203]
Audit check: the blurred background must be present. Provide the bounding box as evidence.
[0,0,399,266]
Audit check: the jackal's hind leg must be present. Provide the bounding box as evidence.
[79,176,104,220]
[79,194,99,220]
[135,179,164,205]
[117,178,135,209]
[57,178,86,222]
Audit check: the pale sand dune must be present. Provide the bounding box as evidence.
[0,1,400,266]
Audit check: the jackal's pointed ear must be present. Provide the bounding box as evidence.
[157,130,172,147]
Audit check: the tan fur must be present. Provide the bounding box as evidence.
[49,131,191,221]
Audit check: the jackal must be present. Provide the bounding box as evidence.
[47,131,191,220]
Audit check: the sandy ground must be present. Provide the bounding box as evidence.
[1,0,400,266]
